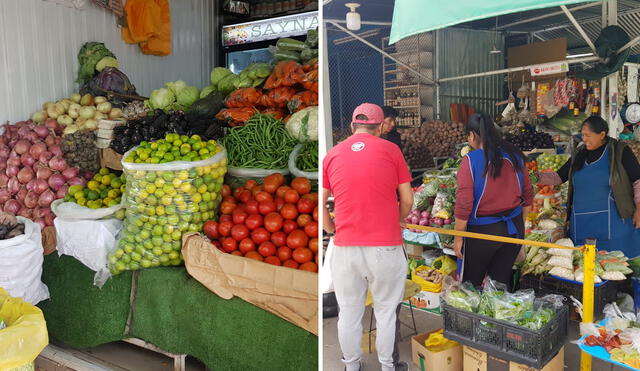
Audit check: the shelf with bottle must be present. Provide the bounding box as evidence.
[384,91,420,107]
[395,111,422,127]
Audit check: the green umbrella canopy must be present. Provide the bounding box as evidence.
[578,25,631,80]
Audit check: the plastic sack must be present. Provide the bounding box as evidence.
[548,247,574,258]
[0,217,49,305]
[54,217,122,288]
[288,143,317,179]
[478,278,507,318]
[549,266,574,280]
[494,289,535,324]
[108,144,227,275]
[548,255,573,270]
[573,268,603,283]
[442,281,481,312]
[432,255,457,275]
[51,199,122,220]
[603,262,633,275]
[425,329,458,353]
[0,288,48,370]
[602,271,627,281]
[431,192,452,220]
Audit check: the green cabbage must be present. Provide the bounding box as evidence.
[149,88,175,110]
[176,86,200,108]
[165,80,187,95]
[286,106,318,142]
[211,67,233,87]
[200,85,216,99]
[217,74,239,95]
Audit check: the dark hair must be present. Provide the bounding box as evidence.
[465,113,526,178]
[582,116,609,136]
[382,106,398,119]
[352,115,381,132]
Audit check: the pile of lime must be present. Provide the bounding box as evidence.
[64,168,126,213]
[109,142,227,275]
[537,153,569,172]
[124,134,222,164]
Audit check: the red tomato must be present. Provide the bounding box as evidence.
[276,186,290,199]
[283,259,299,269]
[203,221,220,239]
[251,228,271,245]
[218,221,233,237]
[239,238,256,254]
[275,198,285,212]
[231,224,249,241]
[232,209,248,225]
[244,179,257,190]
[271,231,287,247]
[255,191,274,203]
[291,177,311,195]
[238,190,252,204]
[211,240,223,251]
[230,251,243,256]
[245,214,264,231]
[233,187,245,200]
[258,241,277,257]
[302,192,318,203]
[251,185,264,197]
[222,237,238,253]
[219,215,232,223]
[277,246,292,262]
[304,221,318,238]
[221,184,231,198]
[220,201,237,215]
[264,256,282,266]
[264,212,284,232]
[309,238,318,254]
[258,200,277,215]
[299,262,318,273]
[313,206,318,221]
[222,196,236,204]
[244,200,259,215]
[287,229,309,249]
[280,203,298,220]
[283,220,298,234]
[297,214,312,227]
[284,189,300,204]
[245,251,263,261]
[292,247,313,263]
[297,198,314,214]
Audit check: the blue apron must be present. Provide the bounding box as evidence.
[466,149,524,238]
[570,146,640,257]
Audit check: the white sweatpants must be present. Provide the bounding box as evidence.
[330,245,407,371]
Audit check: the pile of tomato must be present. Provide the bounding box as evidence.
[203,174,319,272]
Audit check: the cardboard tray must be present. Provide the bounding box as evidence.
[99,148,123,171]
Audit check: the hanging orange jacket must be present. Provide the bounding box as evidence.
[122,0,171,56]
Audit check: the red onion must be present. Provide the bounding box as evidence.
[26,179,35,191]
[56,185,69,198]
[67,177,86,187]
[36,167,52,180]
[49,145,63,157]
[17,127,30,137]
[24,191,38,208]
[0,144,9,158]
[33,179,49,194]
[16,188,27,201]
[34,218,46,230]
[38,151,53,164]
[0,189,10,204]
[6,165,19,177]
[14,139,30,155]
[33,207,42,218]
[0,174,8,187]
[7,155,20,167]
[419,218,429,226]
[48,156,67,172]
[83,171,95,180]
[17,167,34,184]
[38,190,55,208]
[44,213,54,227]
[48,173,66,190]
[34,125,50,139]
[0,136,6,145]
[4,199,20,214]
[432,218,444,227]
[443,219,452,225]
[29,142,47,157]
[25,132,39,143]
[7,177,19,195]
[421,211,431,219]
[410,215,419,224]
[17,208,32,219]
[20,153,36,167]
[62,167,79,180]
[44,135,56,147]
[44,119,62,135]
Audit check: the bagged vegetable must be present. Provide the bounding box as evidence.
[302,69,318,93]
[261,87,298,108]
[494,289,535,324]
[215,107,257,126]
[431,192,452,220]
[287,91,318,113]
[603,262,633,275]
[548,266,574,280]
[265,61,305,89]
[602,271,627,281]
[548,255,573,270]
[289,142,318,179]
[574,267,603,283]
[442,281,481,312]
[478,278,507,318]
[286,106,318,142]
[224,88,263,108]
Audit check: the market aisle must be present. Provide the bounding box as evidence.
[323,308,628,371]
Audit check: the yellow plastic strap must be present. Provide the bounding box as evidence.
[580,240,596,371]
[0,288,49,369]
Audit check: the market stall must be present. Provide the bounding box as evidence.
[0,1,319,369]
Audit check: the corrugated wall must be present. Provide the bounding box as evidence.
[437,28,504,121]
[0,0,218,123]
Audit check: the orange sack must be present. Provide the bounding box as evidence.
[122,0,172,56]
[265,60,305,89]
[288,91,318,113]
[216,107,257,126]
[261,87,297,109]
[225,88,263,108]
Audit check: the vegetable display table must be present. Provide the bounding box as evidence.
[38,255,317,371]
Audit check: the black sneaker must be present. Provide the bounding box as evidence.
[395,361,408,371]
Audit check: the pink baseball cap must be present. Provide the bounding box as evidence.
[352,103,384,124]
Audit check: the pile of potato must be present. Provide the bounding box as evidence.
[399,121,466,169]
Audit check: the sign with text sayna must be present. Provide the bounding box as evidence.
[530,61,569,77]
[223,11,318,46]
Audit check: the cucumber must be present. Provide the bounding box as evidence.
[274,48,301,62]
[301,48,318,62]
[276,38,307,52]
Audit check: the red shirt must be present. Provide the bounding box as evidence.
[323,133,412,246]
[455,156,534,221]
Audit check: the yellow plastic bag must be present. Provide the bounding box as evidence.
[425,329,458,353]
[432,255,457,275]
[0,288,49,370]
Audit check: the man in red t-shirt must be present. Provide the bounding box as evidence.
[323,103,413,371]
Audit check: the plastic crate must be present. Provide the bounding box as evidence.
[442,303,567,369]
[519,274,617,316]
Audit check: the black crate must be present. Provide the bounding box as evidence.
[442,303,568,369]
[519,274,617,316]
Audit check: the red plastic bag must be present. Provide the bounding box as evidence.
[224,88,263,108]
[287,91,318,113]
[265,61,305,89]
[261,87,297,108]
[215,107,257,126]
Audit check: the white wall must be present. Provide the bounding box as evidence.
[0,0,218,123]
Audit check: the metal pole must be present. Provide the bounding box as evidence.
[438,56,599,83]
[560,5,598,54]
[321,20,333,152]
[497,2,601,30]
[323,18,392,26]
[617,35,640,54]
[327,21,436,85]
[580,239,597,371]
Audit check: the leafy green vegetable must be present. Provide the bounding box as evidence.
[286,107,318,142]
[200,85,216,99]
[96,56,119,72]
[210,67,233,87]
[77,42,116,84]
[149,88,175,110]
[176,86,200,108]
[165,80,187,95]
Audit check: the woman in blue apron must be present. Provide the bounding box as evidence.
[538,116,640,257]
[454,114,534,288]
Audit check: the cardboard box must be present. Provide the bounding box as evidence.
[182,233,318,335]
[412,331,462,371]
[462,345,564,371]
[409,290,441,314]
[99,148,123,171]
[405,243,424,258]
[42,226,56,255]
